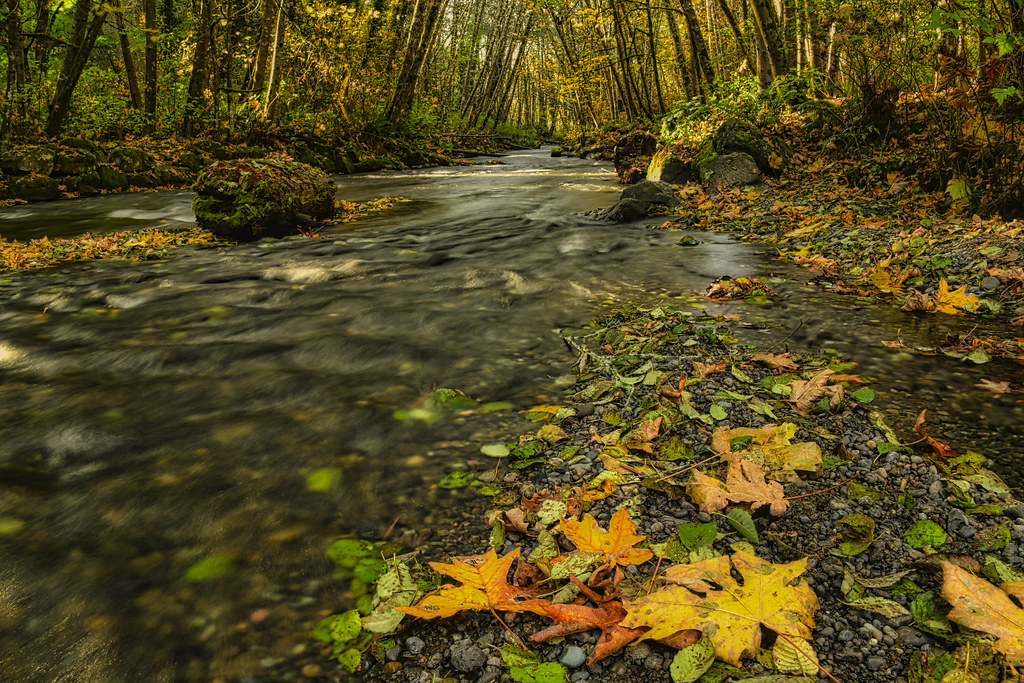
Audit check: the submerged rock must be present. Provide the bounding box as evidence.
[192,158,335,241]
[599,180,679,222]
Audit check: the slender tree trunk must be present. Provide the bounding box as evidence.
[645,0,665,112]
[717,0,752,69]
[665,8,695,98]
[677,0,715,90]
[264,0,287,118]
[748,0,787,81]
[386,0,444,122]
[251,0,277,98]
[182,0,215,136]
[143,0,157,133]
[113,0,143,109]
[45,0,108,137]
[3,0,28,141]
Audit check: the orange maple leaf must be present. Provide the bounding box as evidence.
[398,549,549,619]
[560,508,654,567]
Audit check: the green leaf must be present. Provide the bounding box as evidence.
[326,539,375,567]
[438,471,472,489]
[306,467,342,492]
[903,520,947,549]
[709,404,728,421]
[185,554,235,581]
[498,645,568,682]
[726,508,758,543]
[481,443,511,458]
[844,596,911,618]
[974,522,1010,551]
[851,388,875,403]
[670,636,715,682]
[835,513,875,556]
[965,348,992,364]
[677,522,718,550]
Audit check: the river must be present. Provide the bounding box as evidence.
[0,149,1021,680]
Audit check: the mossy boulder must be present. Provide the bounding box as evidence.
[613,131,658,184]
[712,117,792,175]
[11,175,60,201]
[647,151,694,184]
[192,158,335,241]
[109,148,154,174]
[1,145,58,175]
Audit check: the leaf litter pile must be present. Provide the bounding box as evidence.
[315,303,1024,682]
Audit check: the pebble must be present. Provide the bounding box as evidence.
[560,645,587,669]
[405,636,426,655]
[449,641,486,673]
[866,655,887,670]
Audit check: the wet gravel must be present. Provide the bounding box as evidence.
[340,304,1024,682]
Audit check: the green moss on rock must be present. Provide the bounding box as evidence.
[192,158,335,242]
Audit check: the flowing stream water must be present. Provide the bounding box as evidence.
[0,149,1021,680]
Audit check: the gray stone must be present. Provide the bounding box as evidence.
[450,641,487,672]
[647,153,694,184]
[621,180,679,207]
[551,147,564,158]
[897,626,933,647]
[2,146,57,175]
[560,645,587,669]
[405,636,425,654]
[701,153,762,193]
[54,151,97,176]
[599,198,647,223]
[982,276,1002,291]
[866,655,887,670]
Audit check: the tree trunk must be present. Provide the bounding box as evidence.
[2,0,29,141]
[45,0,108,137]
[182,0,215,136]
[717,0,752,69]
[677,0,715,90]
[664,8,695,98]
[386,0,445,122]
[264,0,287,118]
[748,0,788,81]
[251,0,277,98]
[143,0,157,133]
[113,0,143,109]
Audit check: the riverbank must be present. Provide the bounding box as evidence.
[0,134,501,206]
[324,302,1023,682]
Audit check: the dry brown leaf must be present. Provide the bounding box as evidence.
[686,470,730,513]
[788,369,843,412]
[941,561,1024,665]
[751,353,799,370]
[694,360,727,377]
[724,454,789,516]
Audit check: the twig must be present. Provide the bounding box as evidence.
[655,453,721,482]
[765,318,806,352]
[784,473,860,500]
[489,607,529,650]
[383,516,400,540]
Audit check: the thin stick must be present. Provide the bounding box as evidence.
[383,516,400,539]
[656,453,721,482]
[490,608,529,650]
[784,473,859,500]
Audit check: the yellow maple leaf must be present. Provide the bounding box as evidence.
[711,423,822,481]
[941,561,1024,665]
[686,454,790,515]
[398,549,548,619]
[622,551,819,667]
[559,508,654,567]
[934,277,980,315]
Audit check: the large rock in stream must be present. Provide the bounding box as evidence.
[192,158,335,241]
[599,180,679,222]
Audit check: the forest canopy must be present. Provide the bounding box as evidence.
[1,0,1022,145]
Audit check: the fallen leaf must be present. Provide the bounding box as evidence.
[710,423,822,481]
[399,549,548,619]
[530,576,646,664]
[976,379,1012,394]
[788,370,843,412]
[914,409,957,458]
[694,361,726,377]
[941,561,1024,665]
[622,551,819,667]
[724,454,789,515]
[686,471,730,514]
[559,508,654,567]
[751,353,799,371]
